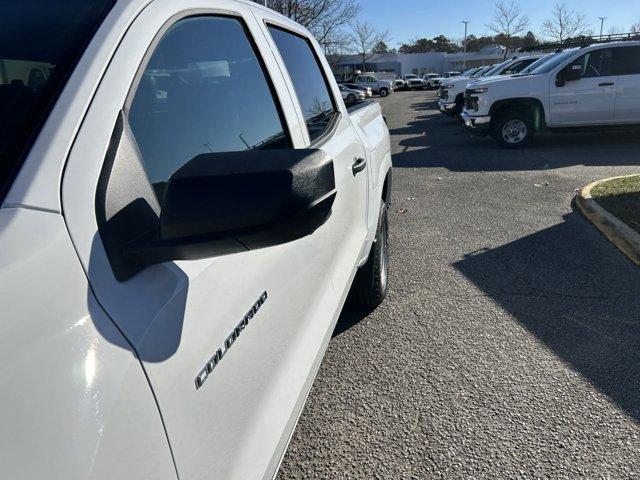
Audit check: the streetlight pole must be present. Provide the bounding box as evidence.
[462,20,470,71]
[599,17,607,39]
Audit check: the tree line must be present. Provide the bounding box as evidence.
[252,0,640,66]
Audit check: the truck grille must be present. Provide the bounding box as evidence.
[438,88,448,100]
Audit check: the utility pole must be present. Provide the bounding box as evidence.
[462,20,470,71]
[599,17,607,39]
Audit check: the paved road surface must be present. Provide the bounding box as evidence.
[278,90,640,479]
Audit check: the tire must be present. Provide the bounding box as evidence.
[492,110,535,149]
[453,94,464,116]
[353,200,389,308]
[347,93,356,104]
[379,88,389,97]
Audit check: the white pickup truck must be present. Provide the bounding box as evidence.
[402,73,425,90]
[353,74,394,97]
[462,41,640,147]
[0,1,392,479]
[438,55,542,116]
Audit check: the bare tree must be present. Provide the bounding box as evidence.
[486,1,529,59]
[255,0,360,44]
[541,2,591,43]
[632,22,640,34]
[347,21,391,72]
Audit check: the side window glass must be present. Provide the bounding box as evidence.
[268,26,336,142]
[128,16,290,202]
[614,46,640,75]
[577,49,613,78]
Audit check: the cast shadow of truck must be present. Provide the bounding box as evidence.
[453,212,640,422]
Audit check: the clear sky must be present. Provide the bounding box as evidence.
[357,0,640,47]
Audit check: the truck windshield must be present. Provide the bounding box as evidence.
[529,49,579,75]
[483,60,511,77]
[0,0,114,202]
[518,54,555,75]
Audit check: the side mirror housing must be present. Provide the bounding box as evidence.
[97,113,337,281]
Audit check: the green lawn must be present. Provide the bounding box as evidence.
[591,175,640,234]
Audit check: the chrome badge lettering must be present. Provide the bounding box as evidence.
[195,291,268,389]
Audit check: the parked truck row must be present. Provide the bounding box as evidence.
[435,40,640,148]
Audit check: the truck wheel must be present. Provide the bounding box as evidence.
[379,88,389,97]
[493,111,534,148]
[347,93,356,104]
[453,94,464,116]
[353,200,389,308]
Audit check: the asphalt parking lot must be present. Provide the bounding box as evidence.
[278,90,640,479]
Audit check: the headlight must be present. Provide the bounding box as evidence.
[469,87,488,94]
[442,84,454,89]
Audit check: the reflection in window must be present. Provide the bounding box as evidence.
[578,49,613,78]
[268,26,335,141]
[128,16,289,201]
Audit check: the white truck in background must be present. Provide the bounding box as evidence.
[353,73,394,96]
[462,41,640,148]
[438,55,543,116]
[422,72,442,89]
[0,1,393,479]
[401,73,425,89]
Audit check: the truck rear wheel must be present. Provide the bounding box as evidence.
[492,111,534,149]
[353,200,389,308]
[379,88,389,97]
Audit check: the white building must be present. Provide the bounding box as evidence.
[333,47,507,78]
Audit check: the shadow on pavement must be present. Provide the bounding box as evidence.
[453,211,640,422]
[332,299,376,338]
[390,100,640,172]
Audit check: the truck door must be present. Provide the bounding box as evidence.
[61,1,363,478]
[613,46,640,123]
[260,15,370,285]
[550,48,616,126]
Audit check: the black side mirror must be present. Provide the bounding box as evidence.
[557,61,582,87]
[97,113,336,281]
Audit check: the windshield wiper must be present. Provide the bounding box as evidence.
[307,109,335,126]
[250,131,287,150]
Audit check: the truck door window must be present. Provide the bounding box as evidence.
[128,16,290,202]
[267,26,336,142]
[576,49,613,78]
[613,46,640,75]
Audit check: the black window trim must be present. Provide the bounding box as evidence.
[264,21,341,148]
[122,9,293,150]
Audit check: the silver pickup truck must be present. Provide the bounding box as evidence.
[353,74,395,96]
[0,1,393,479]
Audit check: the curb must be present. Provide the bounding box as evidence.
[575,175,640,267]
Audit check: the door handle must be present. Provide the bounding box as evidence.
[352,157,367,176]
[599,82,615,86]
